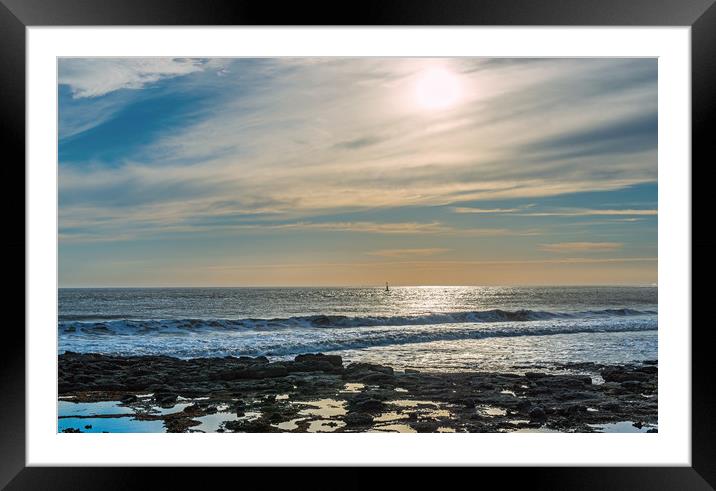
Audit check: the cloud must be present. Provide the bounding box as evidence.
[521,209,656,217]
[523,111,657,161]
[240,221,451,235]
[208,256,656,271]
[366,248,451,258]
[59,58,207,98]
[452,207,523,214]
[58,58,657,244]
[263,222,535,236]
[58,210,540,242]
[539,242,624,253]
[334,136,384,149]
[452,207,657,217]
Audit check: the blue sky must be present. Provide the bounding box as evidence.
[58,58,657,287]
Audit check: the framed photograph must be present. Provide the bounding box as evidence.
[3,0,712,487]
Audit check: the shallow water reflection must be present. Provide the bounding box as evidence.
[370,423,416,433]
[589,421,657,433]
[193,412,242,432]
[58,416,165,433]
[477,405,507,417]
[296,399,347,418]
[58,400,133,416]
[307,419,346,432]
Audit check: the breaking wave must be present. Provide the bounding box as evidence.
[59,307,656,335]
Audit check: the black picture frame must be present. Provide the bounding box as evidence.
[2,0,712,488]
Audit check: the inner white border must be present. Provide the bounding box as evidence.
[27,27,691,466]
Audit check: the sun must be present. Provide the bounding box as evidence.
[414,67,463,111]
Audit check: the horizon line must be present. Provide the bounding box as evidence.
[58,283,658,289]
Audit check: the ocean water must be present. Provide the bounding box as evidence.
[58,286,657,372]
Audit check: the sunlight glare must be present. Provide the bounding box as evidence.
[414,67,463,111]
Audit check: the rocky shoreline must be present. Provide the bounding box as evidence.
[58,352,658,433]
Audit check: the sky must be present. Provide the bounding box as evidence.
[58,57,657,287]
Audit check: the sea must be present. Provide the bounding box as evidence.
[58,286,657,373]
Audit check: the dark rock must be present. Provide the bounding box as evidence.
[290,360,341,373]
[247,363,288,378]
[529,407,546,421]
[529,386,550,395]
[356,372,394,384]
[294,353,343,367]
[182,404,205,416]
[351,398,386,413]
[155,392,178,404]
[355,391,389,402]
[180,388,211,398]
[601,366,651,383]
[562,404,586,416]
[165,418,201,433]
[238,356,269,365]
[344,364,396,385]
[600,402,621,412]
[460,398,476,408]
[560,376,593,388]
[84,425,93,429]
[621,381,645,392]
[412,421,439,433]
[344,412,374,426]
[516,400,532,412]
[57,353,656,434]
[345,362,394,376]
[565,392,598,400]
[225,418,273,433]
[211,370,241,381]
[216,364,289,380]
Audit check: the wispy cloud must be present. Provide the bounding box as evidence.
[208,256,656,271]
[268,221,446,234]
[452,207,523,214]
[59,58,657,244]
[58,212,541,242]
[453,206,656,217]
[59,58,212,98]
[57,58,657,286]
[334,135,385,150]
[366,248,451,258]
[521,209,657,217]
[259,221,537,237]
[539,242,624,253]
